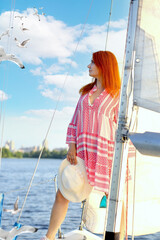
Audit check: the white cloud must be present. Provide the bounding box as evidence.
[0,9,81,65]
[0,90,10,101]
[30,64,66,76]
[78,26,127,65]
[41,71,90,102]
[1,8,128,150]
[46,64,65,74]
[110,19,128,29]
[57,58,77,67]
[26,109,54,118]
[30,67,45,76]
[26,107,75,118]
[44,74,67,87]
[40,88,63,101]
[0,10,127,67]
[4,106,76,149]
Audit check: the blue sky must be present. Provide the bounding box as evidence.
[0,0,130,150]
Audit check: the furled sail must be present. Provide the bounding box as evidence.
[133,0,160,113]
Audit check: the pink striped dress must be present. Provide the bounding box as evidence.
[66,85,119,193]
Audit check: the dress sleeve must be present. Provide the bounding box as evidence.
[66,97,81,144]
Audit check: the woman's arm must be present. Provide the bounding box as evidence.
[66,97,82,165]
[67,142,77,165]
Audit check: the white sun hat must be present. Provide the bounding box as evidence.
[58,157,93,202]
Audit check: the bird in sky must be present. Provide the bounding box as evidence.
[33,8,40,21]
[14,38,30,48]
[20,23,29,32]
[0,46,25,69]
[15,15,27,21]
[3,196,21,215]
[0,225,38,240]
[39,7,45,15]
[0,30,10,40]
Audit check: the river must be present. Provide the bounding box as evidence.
[0,158,160,239]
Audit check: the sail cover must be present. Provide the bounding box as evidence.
[133,0,160,113]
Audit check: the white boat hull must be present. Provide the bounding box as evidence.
[56,229,102,240]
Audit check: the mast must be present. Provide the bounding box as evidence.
[104,1,139,239]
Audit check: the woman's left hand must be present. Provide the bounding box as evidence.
[67,143,77,165]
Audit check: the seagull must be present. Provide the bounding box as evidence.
[0,225,38,240]
[3,196,21,215]
[40,7,45,16]
[0,46,25,69]
[20,23,29,32]
[33,8,40,21]
[15,15,27,21]
[14,38,30,48]
[0,30,10,40]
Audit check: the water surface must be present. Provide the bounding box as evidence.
[0,158,159,239]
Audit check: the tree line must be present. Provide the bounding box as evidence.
[1,147,68,159]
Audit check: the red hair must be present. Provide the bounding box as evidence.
[79,51,121,97]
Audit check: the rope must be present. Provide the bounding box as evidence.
[0,73,6,168]
[124,105,138,240]
[0,103,5,168]
[125,157,129,240]
[7,0,16,52]
[0,0,16,168]
[17,0,94,223]
[105,0,113,50]
[131,107,138,240]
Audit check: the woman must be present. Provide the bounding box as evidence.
[41,51,121,240]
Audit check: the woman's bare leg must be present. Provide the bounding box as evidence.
[46,189,69,240]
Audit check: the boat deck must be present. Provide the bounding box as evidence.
[56,229,102,240]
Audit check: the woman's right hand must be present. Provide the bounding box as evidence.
[67,143,77,165]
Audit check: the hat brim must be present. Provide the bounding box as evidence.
[58,157,93,202]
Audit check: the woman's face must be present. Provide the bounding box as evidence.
[87,59,100,78]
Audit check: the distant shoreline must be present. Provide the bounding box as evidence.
[1,147,67,159]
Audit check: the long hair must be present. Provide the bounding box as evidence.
[79,51,121,97]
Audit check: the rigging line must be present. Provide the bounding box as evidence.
[0,70,7,169]
[0,75,6,133]
[125,106,138,240]
[7,0,16,53]
[0,98,5,168]
[0,67,10,168]
[0,64,9,166]
[17,0,94,223]
[125,156,129,240]
[105,0,113,50]
[3,176,56,195]
[0,0,16,167]
[131,107,138,240]
[0,103,6,168]
[7,0,16,52]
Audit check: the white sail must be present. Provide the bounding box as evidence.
[126,0,160,235]
[105,0,160,239]
[133,0,160,113]
[126,108,160,236]
[125,0,160,236]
